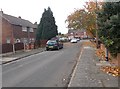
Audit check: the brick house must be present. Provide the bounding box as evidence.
[68,29,87,40]
[0,11,37,53]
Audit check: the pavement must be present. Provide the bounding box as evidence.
[1,47,45,64]
[68,46,119,88]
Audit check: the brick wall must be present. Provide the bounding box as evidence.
[13,25,36,43]
[29,28,36,39]
[13,25,28,39]
[2,43,24,53]
[2,16,37,53]
[40,40,48,47]
[15,43,24,51]
[2,18,13,44]
[0,14,2,44]
[2,44,13,53]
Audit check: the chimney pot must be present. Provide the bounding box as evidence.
[0,9,3,14]
[18,16,21,18]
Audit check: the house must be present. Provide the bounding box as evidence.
[0,11,37,53]
[68,29,87,40]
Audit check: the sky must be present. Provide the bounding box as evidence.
[0,0,88,34]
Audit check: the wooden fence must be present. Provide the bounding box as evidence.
[2,43,24,53]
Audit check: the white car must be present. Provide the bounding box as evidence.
[70,39,77,43]
[76,38,80,41]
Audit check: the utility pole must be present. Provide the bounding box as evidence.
[96,0,99,49]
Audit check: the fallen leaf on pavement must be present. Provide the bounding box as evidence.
[100,66,120,77]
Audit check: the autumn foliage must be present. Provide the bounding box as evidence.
[100,66,120,77]
[66,0,103,37]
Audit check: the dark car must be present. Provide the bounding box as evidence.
[46,40,63,51]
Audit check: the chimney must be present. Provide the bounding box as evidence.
[18,16,21,19]
[34,22,37,25]
[0,9,3,14]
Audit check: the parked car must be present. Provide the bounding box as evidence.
[76,38,80,41]
[46,40,63,51]
[59,37,69,42]
[70,38,77,43]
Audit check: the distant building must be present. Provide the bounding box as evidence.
[67,29,87,40]
[0,11,37,53]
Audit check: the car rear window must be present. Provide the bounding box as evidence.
[47,40,57,44]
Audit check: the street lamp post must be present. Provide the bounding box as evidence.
[96,0,99,49]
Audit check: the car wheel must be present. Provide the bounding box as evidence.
[46,48,49,51]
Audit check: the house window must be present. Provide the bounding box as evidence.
[22,27,27,32]
[31,38,35,42]
[32,38,34,41]
[6,38,11,43]
[29,28,34,32]
[70,33,73,35]
[21,38,28,43]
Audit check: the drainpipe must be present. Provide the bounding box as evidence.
[12,43,15,54]
[12,25,15,54]
[23,39,26,51]
[27,27,30,50]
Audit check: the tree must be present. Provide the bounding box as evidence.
[36,7,58,42]
[66,1,103,37]
[66,9,87,30]
[98,2,120,56]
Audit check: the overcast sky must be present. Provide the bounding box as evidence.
[0,0,88,34]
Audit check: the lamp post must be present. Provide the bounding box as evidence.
[96,0,99,49]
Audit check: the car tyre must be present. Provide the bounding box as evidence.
[46,48,49,51]
[57,47,59,50]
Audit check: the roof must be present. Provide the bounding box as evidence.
[0,11,37,28]
[68,29,85,34]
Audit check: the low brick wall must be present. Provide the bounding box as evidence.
[34,40,48,48]
[15,43,24,51]
[2,43,13,53]
[40,40,48,47]
[2,43,24,53]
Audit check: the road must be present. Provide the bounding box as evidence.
[2,41,82,87]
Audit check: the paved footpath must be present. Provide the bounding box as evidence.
[1,48,45,64]
[68,46,119,88]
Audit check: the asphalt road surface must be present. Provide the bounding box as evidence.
[2,41,83,87]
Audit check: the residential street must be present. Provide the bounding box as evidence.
[2,41,82,87]
[1,1,120,88]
